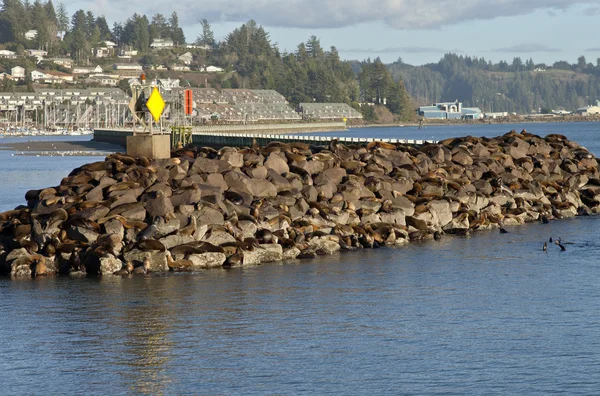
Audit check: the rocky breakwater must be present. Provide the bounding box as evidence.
[1,129,600,278]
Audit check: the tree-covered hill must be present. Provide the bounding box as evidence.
[388,53,600,113]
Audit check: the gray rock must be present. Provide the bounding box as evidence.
[264,153,289,175]
[243,244,283,265]
[123,249,168,272]
[100,255,123,274]
[170,185,202,208]
[145,194,175,218]
[188,252,226,268]
[195,206,224,226]
[154,217,181,238]
[191,157,232,174]
[308,237,340,255]
[202,229,236,245]
[67,225,100,243]
[159,234,196,249]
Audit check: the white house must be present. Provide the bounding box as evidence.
[150,38,174,49]
[86,75,118,86]
[94,47,111,58]
[113,63,143,71]
[119,49,138,57]
[46,71,74,82]
[103,41,117,49]
[178,52,193,65]
[27,49,48,57]
[25,30,38,40]
[11,66,25,79]
[51,58,73,68]
[205,65,224,73]
[31,70,48,81]
[0,50,16,59]
[171,64,190,71]
[0,72,12,80]
[157,78,180,90]
[73,65,103,74]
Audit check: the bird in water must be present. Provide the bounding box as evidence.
[499,226,508,234]
[543,242,547,252]
[549,237,553,243]
[554,240,566,251]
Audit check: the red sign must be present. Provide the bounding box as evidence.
[184,89,193,115]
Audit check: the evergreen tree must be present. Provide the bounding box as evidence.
[169,11,185,44]
[196,18,214,47]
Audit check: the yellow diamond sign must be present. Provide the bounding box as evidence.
[146,87,165,122]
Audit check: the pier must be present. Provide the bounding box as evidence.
[93,123,430,149]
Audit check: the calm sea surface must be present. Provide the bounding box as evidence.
[2,123,600,395]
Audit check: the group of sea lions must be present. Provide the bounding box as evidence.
[1,129,600,277]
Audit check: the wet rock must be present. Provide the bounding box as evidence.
[123,249,167,272]
[100,255,123,274]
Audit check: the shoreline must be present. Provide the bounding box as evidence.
[1,129,599,277]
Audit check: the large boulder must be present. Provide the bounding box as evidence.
[123,249,167,272]
[243,244,283,265]
[188,252,226,268]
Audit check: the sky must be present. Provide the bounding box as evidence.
[66,0,600,66]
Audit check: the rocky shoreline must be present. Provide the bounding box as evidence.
[1,129,599,278]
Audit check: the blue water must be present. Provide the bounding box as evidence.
[2,123,600,394]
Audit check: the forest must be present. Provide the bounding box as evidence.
[0,0,598,120]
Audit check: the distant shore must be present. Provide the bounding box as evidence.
[348,115,600,129]
[0,140,122,156]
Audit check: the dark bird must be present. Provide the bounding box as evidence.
[499,227,508,234]
[554,240,566,251]
[541,216,550,224]
[549,237,553,243]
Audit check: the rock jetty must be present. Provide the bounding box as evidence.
[1,129,599,278]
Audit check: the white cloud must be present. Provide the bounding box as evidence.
[492,43,562,53]
[81,0,598,30]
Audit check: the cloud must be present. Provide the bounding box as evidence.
[78,0,597,30]
[586,47,600,51]
[340,46,458,54]
[492,43,562,53]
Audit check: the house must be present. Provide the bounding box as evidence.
[119,49,138,57]
[150,38,174,49]
[85,75,118,86]
[151,64,168,71]
[25,30,38,40]
[204,65,224,73]
[0,50,16,59]
[45,71,74,82]
[418,100,482,120]
[30,70,48,81]
[113,63,143,71]
[51,58,73,68]
[0,72,12,80]
[103,41,117,49]
[27,49,48,58]
[73,65,103,74]
[178,52,193,65]
[11,66,25,79]
[157,78,180,90]
[94,47,111,58]
[171,64,190,71]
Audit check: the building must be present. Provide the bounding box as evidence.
[204,65,224,73]
[85,75,118,86]
[171,64,190,71]
[0,50,16,59]
[178,52,193,65]
[11,66,25,79]
[157,78,180,90]
[113,63,143,71]
[299,103,363,120]
[418,100,482,119]
[150,39,174,49]
[576,104,600,115]
[119,49,138,58]
[103,41,117,49]
[25,30,38,40]
[0,72,12,80]
[73,65,103,75]
[30,70,48,81]
[51,58,73,68]
[45,71,74,83]
[25,49,48,58]
[94,47,111,58]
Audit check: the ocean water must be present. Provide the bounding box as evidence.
[2,123,600,394]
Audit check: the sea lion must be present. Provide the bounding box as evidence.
[165,251,194,271]
[177,216,197,237]
[137,239,166,252]
[113,261,134,275]
[133,257,151,274]
[32,255,47,276]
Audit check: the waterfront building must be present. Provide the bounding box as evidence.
[418,100,482,119]
[298,103,363,120]
[576,105,600,115]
